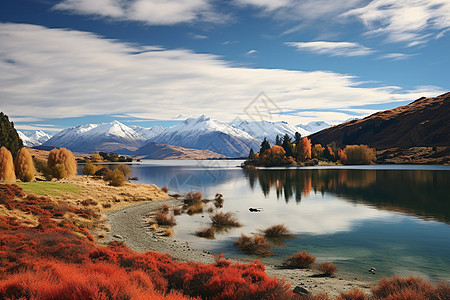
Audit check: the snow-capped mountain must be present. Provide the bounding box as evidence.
[149,115,260,157]
[296,121,331,134]
[43,121,147,153]
[130,125,164,140]
[236,120,311,145]
[18,130,52,147]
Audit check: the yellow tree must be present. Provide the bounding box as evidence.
[0,146,16,182]
[15,147,36,182]
[47,148,77,178]
[311,144,325,159]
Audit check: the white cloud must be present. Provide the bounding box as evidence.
[246,49,258,55]
[54,0,227,25]
[0,23,443,125]
[286,41,375,57]
[379,53,415,60]
[343,0,450,45]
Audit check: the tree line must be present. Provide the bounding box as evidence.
[245,133,376,167]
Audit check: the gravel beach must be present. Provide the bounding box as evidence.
[104,199,372,298]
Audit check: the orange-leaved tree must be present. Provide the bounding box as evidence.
[0,146,16,182]
[296,137,311,162]
[15,147,36,182]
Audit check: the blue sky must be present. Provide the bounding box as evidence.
[1,0,449,133]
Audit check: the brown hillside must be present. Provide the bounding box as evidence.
[135,142,225,160]
[310,92,450,150]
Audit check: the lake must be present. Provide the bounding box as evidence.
[126,160,450,283]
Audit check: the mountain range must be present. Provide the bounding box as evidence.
[39,115,322,157]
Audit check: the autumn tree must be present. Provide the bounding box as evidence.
[82,161,96,176]
[110,169,126,186]
[341,145,376,165]
[311,144,325,159]
[324,146,336,162]
[0,146,16,182]
[14,147,36,182]
[47,148,77,179]
[92,153,103,162]
[296,137,311,162]
[115,165,131,178]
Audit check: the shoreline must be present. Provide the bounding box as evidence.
[103,198,372,298]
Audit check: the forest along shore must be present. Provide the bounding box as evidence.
[104,198,372,299]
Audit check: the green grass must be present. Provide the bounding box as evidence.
[17,182,84,197]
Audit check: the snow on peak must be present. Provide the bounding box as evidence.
[18,130,52,147]
[236,120,310,145]
[296,121,331,134]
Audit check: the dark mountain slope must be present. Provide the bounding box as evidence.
[310,92,450,150]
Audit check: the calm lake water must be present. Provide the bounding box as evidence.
[127,160,450,283]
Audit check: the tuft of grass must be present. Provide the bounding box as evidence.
[16,182,83,197]
[262,224,291,238]
[161,186,168,193]
[317,262,337,277]
[210,212,241,227]
[195,227,216,239]
[187,202,204,215]
[184,191,202,206]
[234,234,273,257]
[282,251,316,269]
[161,227,174,237]
[161,204,170,215]
[214,193,224,208]
[155,213,176,226]
[173,207,182,216]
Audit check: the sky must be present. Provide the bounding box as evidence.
[1,0,449,133]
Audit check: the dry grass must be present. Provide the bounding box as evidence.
[97,231,106,239]
[262,224,291,238]
[195,227,216,239]
[282,251,316,269]
[161,227,174,237]
[317,262,337,276]
[161,204,170,214]
[155,212,176,226]
[187,202,204,215]
[184,191,202,206]
[214,193,224,208]
[173,207,182,215]
[234,234,273,257]
[210,212,241,227]
[161,186,168,193]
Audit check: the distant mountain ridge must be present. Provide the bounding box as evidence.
[40,115,333,157]
[236,120,310,145]
[149,115,261,157]
[135,142,226,159]
[310,92,450,149]
[43,120,147,153]
[18,130,52,147]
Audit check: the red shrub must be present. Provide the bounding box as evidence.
[371,275,445,299]
[336,288,368,300]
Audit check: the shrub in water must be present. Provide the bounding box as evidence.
[234,234,273,257]
[262,224,291,238]
[184,191,202,205]
[195,227,215,239]
[210,211,241,227]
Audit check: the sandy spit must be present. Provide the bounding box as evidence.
[104,199,372,299]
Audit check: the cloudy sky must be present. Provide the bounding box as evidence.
[1,0,449,132]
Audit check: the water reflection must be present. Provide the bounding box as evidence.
[245,168,450,223]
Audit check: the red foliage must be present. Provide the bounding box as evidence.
[371,275,448,300]
[336,288,368,300]
[0,184,298,300]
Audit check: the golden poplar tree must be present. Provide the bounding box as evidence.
[0,146,16,182]
[47,148,77,178]
[15,147,36,182]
